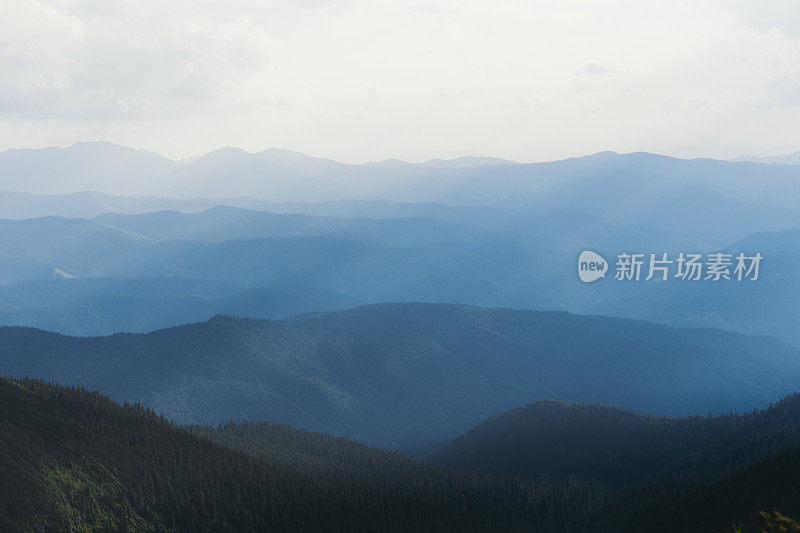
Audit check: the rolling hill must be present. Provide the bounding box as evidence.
[91,205,528,247]
[0,210,566,308]
[428,395,800,531]
[0,303,798,450]
[430,396,800,488]
[0,205,797,348]
[0,286,356,337]
[0,277,249,312]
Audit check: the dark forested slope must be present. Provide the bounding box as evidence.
[430,396,800,486]
[429,396,800,531]
[0,377,604,532]
[4,377,800,531]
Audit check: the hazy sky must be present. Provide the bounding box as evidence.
[2,0,800,162]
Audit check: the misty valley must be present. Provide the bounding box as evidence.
[1,143,800,532]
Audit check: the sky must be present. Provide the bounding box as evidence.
[1,0,800,163]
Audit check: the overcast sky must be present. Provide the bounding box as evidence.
[1,0,800,163]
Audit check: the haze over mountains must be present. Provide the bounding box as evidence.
[0,201,795,345]
[2,142,800,212]
[0,142,521,199]
[1,141,799,529]
[0,143,798,423]
[592,228,800,346]
[1,143,799,258]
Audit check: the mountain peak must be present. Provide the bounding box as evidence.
[363,158,412,167]
[422,156,517,168]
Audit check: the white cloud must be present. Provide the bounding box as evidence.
[725,0,800,38]
[1,0,799,162]
[760,75,800,108]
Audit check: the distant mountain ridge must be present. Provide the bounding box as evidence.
[0,142,523,198]
[3,142,800,214]
[366,155,517,167]
[0,142,174,195]
[732,150,800,164]
[0,143,798,353]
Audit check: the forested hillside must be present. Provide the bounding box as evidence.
[0,377,605,532]
[430,396,800,486]
[431,394,800,486]
[1,304,798,449]
[2,376,799,532]
[429,396,800,531]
